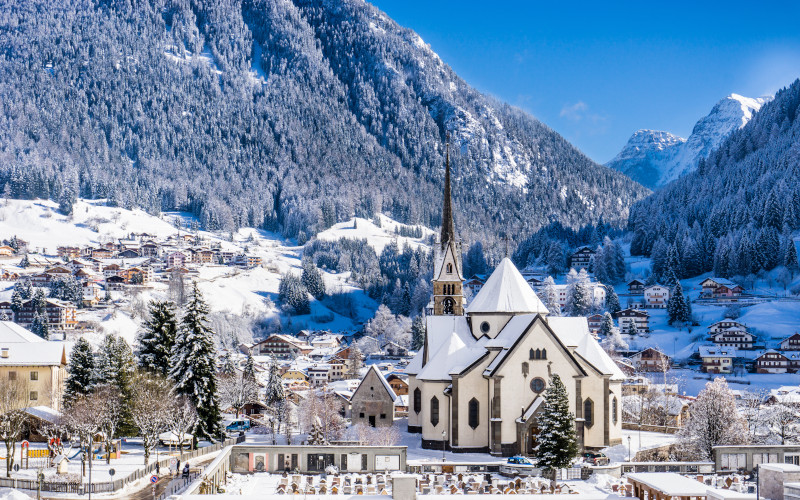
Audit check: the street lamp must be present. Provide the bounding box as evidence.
[627,436,631,462]
[441,431,447,462]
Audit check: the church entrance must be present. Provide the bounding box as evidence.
[526,424,539,455]
[369,415,376,427]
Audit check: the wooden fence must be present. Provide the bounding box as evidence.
[0,434,245,494]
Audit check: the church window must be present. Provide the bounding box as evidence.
[443,298,454,315]
[480,322,490,334]
[529,349,534,360]
[413,388,421,414]
[584,399,594,428]
[430,396,440,426]
[468,398,480,429]
[541,348,547,359]
[530,377,545,393]
[612,397,618,425]
[447,263,453,274]
[535,349,541,359]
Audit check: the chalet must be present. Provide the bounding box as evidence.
[254,334,313,359]
[643,284,670,308]
[102,263,123,278]
[105,275,126,291]
[627,279,646,295]
[767,386,800,405]
[307,363,332,387]
[166,251,188,268]
[587,313,604,334]
[630,347,671,372]
[117,248,140,259]
[614,308,650,333]
[700,277,744,299]
[44,266,72,278]
[57,247,81,259]
[140,241,160,258]
[350,365,397,427]
[552,282,606,308]
[328,358,347,381]
[699,345,736,374]
[0,245,15,257]
[281,369,309,387]
[28,273,52,286]
[124,266,152,284]
[708,318,747,335]
[236,254,262,268]
[0,298,77,330]
[195,249,216,264]
[386,374,409,396]
[780,333,800,351]
[569,246,595,271]
[711,327,755,349]
[525,276,544,288]
[219,251,236,264]
[91,248,114,260]
[381,341,408,358]
[464,275,486,297]
[755,350,792,374]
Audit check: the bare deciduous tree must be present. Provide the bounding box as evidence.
[218,371,259,417]
[93,385,122,465]
[131,373,172,465]
[168,396,198,452]
[298,391,344,443]
[0,377,28,477]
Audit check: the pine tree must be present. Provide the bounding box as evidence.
[301,258,326,299]
[170,283,222,441]
[542,277,561,316]
[30,312,49,339]
[94,335,137,434]
[307,417,328,445]
[599,312,615,337]
[668,282,687,325]
[410,314,426,351]
[347,343,364,378]
[19,279,33,300]
[569,282,591,316]
[18,254,29,268]
[63,338,95,407]
[625,320,638,336]
[10,289,22,317]
[265,362,285,406]
[136,300,177,376]
[785,240,799,275]
[534,374,578,470]
[605,286,621,314]
[243,354,257,386]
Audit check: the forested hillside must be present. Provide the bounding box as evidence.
[628,79,800,279]
[0,0,647,245]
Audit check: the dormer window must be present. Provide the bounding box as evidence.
[446,263,453,274]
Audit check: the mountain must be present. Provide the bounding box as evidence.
[607,94,770,188]
[0,0,647,246]
[627,79,800,279]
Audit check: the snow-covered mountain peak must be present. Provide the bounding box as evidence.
[607,92,772,188]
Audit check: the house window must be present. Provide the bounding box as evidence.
[29,391,38,401]
[30,371,38,381]
[584,399,594,428]
[612,397,618,425]
[413,388,421,414]
[8,371,16,381]
[380,414,386,420]
[468,398,479,429]
[359,413,365,418]
[430,396,439,427]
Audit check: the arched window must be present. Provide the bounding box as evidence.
[468,398,480,429]
[541,348,547,359]
[529,349,535,360]
[612,397,618,425]
[414,388,422,414]
[535,349,541,359]
[443,298,454,315]
[584,399,594,428]
[447,263,453,274]
[430,396,440,426]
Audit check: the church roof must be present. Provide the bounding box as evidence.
[465,258,549,315]
[416,322,487,382]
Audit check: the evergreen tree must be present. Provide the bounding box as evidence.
[410,314,426,351]
[10,289,22,317]
[136,300,177,376]
[18,279,33,300]
[668,282,688,325]
[265,362,285,406]
[569,282,591,316]
[30,312,49,339]
[219,352,236,374]
[464,241,488,277]
[541,276,561,316]
[170,283,222,441]
[243,354,257,386]
[278,273,310,315]
[18,254,29,268]
[785,240,799,275]
[301,258,326,299]
[32,288,46,314]
[307,418,328,445]
[95,335,137,434]
[605,286,621,314]
[534,374,578,470]
[624,320,638,336]
[599,312,615,338]
[63,338,95,407]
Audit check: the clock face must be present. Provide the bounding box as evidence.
[530,377,546,393]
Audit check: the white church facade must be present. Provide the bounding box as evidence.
[406,151,624,456]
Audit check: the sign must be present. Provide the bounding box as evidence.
[21,440,29,448]
[170,458,177,467]
[13,464,19,472]
[150,475,158,484]
[109,468,116,477]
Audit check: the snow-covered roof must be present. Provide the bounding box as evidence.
[548,317,626,379]
[417,330,486,381]
[465,258,548,315]
[0,321,46,343]
[627,472,710,496]
[698,345,736,358]
[355,365,397,402]
[0,341,70,366]
[702,277,740,287]
[24,406,61,423]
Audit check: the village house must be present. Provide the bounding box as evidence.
[328,358,347,381]
[91,248,114,259]
[281,369,309,387]
[643,284,670,308]
[552,282,606,309]
[700,277,744,299]
[140,241,160,258]
[463,275,486,298]
[102,263,123,278]
[614,308,650,333]
[0,298,77,330]
[386,374,409,396]
[44,266,72,279]
[117,248,140,259]
[195,249,216,264]
[755,350,793,374]
[709,318,748,335]
[630,348,671,372]
[307,363,332,387]
[586,313,604,334]
[780,333,800,351]
[166,251,188,268]
[254,334,313,359]
[710,327,755,349]
[699,345,736,374]
[627,279,646,295]
[0,269,19,281]
[235,254,262,268]
[0,321,72,412]
[381,341,409,358]
[350,365,397,427]
[569,246,595,271]
[57,246,81,259]
[219,250,237,264]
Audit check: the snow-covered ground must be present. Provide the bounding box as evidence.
[316,214,432,254]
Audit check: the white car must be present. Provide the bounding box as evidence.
[159,431,193,446]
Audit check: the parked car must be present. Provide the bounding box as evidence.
[582,452,609,466]
[224,418,251,433]
[507,456,533,465]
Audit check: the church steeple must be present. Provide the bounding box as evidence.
[430,133,464,316]
[440,137,455,249]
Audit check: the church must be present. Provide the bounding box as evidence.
[406,150,624,456]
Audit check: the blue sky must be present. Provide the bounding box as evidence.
[369,1,800,163]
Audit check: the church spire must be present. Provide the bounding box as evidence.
[440,134,455,248]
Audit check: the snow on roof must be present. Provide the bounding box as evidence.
[357,364,397,402]
[703,277,740,287]
[465,258,548,315]
[626,472,710,496]
[24,406,61,423]
[698,345,737,358]
[417,330,486,381]
[548,317,626,379]
[0,321,46,343]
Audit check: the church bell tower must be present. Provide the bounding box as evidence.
[432,137,464,316]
